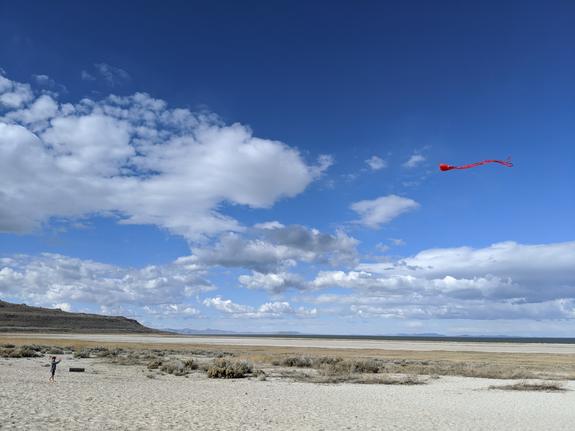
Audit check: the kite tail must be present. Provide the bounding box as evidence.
[452,158,513,170]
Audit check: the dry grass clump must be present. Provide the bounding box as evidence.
[302,372,425,385]
[154,359,198,376]
[187,349,233,358]
[489,381,567,392]
[73,349,92,359]
[93,347,123,358]
[416,362,540,380]
[147,359,163,370]
[312,356,344,367]
[108,355,145,366]
[318,359,383,376]
[0,346,42,358]
[269,354,545,381]
[273,356,314,367]
[207,358,253,378]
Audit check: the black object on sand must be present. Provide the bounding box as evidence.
[69,367,85,372]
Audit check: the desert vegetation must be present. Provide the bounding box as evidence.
[1,339,574,388]
[206,358,254,378]
[489,381,567,392]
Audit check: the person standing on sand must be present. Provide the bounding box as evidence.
[49,356,61,382]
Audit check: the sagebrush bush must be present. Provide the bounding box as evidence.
[147,359,163,370]
[207,358,253,378]
[319,359,383,376]
[159,359,198,376]
[0,346,41,358]
[275,356,314,368]
[74,349,91,359]
[489,381,566,392]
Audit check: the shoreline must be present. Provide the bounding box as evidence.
[4,332,575,354]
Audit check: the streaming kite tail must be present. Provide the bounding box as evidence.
[452,160,486,169]
[453,158,513,170]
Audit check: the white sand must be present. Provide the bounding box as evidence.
[1,356,574,430]
[8,332,575,354]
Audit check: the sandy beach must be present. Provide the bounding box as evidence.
[1,355,574,431]
[2,335,575,430]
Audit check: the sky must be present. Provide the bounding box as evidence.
[0,0,574,336]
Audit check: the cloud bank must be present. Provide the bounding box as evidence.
[0,74,331,240]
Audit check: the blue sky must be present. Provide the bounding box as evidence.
[0,0,574,335]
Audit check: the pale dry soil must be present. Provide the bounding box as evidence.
[1,355,575,431]
[9,332,575,354]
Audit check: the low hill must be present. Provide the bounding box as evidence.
[0,300,160,333]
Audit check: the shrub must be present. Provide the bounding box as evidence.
[276,356,314,368]
[319,359,382,376]
[159,359,198,376]
[74,349,91,359]
[0,346,41,358]
[207,359,253,379]
[147,359,163,370]
[312,356,343,367]
[183,359,198,370]
[94,347,122,358]
[489,381,566,392]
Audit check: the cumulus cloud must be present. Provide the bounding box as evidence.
[308,241,575,320]
[33,74,67,94]
[365,155,387,171]
[52,302,72,312]
[188,225,358,273]
[403,153,426,168]
[81,63,131,87]
[238,271,308,294]
[203,296,317,319]
[0,75,33,108]
[0,74,330,240]
[0,253,214,308]
[81,70,96,81]
[351,195,419,229]
[142,303,201,319]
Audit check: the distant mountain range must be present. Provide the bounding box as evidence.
[0,300,160,333]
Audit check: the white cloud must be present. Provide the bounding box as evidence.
[0,74,33,108]
[253,221,285,230]
[365,155,387,171]
[351,195,419,229]
[94,63,131,86]
[81,70,96,81]
[32,74,67,94]
[203,296,316,319]
[238,271,307,294]
[52,302,72,312]
[142,304,201,319]
[403,153,425,168]
[307,241,575,320]
[0,253,214,308]
[81,63,131,86]
[189,225,358,273]
[361,241,575,301]
[0,74,331,240]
